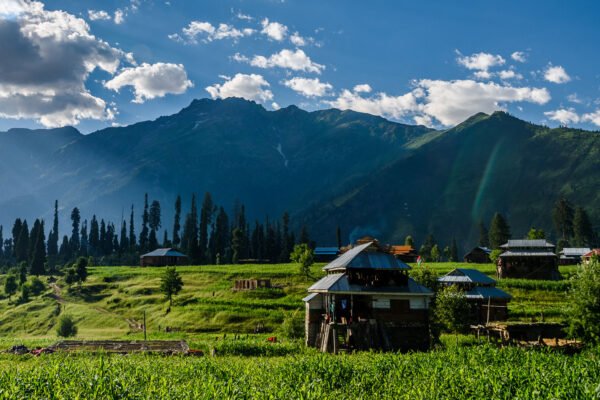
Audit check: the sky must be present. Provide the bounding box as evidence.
[1,0,599,133]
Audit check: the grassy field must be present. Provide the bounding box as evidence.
[0,262,577,343]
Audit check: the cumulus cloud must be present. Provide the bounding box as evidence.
[205,73,273,103]
[114,9,124,24]
[457,52,505,71]
[88,10,111,21]
[0,0,28,17]
[238,49,324,73]
[353,84,372,93]
[582,110,600,127]
[0,1,123,126]
[544,65,571,84]
[544,108,580,125]
[104,63,193,103]
[511,51,527,63]
[328,79,551,127]
[174,20,254,43]
[290,32,306,46]
[498,69,523,80]
[283,77,332,97]
[567,93,583,104]
[261,18,287,41]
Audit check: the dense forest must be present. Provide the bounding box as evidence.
[0,193,311,274]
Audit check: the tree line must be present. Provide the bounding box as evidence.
[0,193,311,275]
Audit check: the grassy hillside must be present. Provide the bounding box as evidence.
[0,262,577,346]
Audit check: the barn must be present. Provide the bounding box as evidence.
[438,269,511,323]
[463,246,492,263]
[140,248,188,267]
[497,240,560,280]
[304,240,433,353]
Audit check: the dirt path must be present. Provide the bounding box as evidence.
[49,283,65,304]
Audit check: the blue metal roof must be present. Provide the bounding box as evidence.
[141,248,188,258]
[465,286,512,300]
[323,242,411,271]
[438,269,496,285]
[315,247,339,255]
[308,273,432,296]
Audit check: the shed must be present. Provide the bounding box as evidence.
[140,248,188,267]
[463,246,491,263]
[497,240,559,280]
[439,269,511,323]
[304,240,433,353]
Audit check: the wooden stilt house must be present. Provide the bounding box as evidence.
[497,240,560,280]
[304,240,433,353]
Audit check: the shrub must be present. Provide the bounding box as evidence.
[29,277,46,296]
[56,315,78,338]
[568,258,600,344]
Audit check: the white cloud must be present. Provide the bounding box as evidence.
[582,110,600,127]
[114,9,125,24]
[511,51,527,63]
[328,90,420,120]
[236,12,253,21]
[567,93,583,104]
[328,79,551,127]
[290,32,310,47]
[544,65,571,84]
[88,10,111,21]
[418,79,550,126]
[283,77,332,97]
[241,49,324,73]
[473,71,492,80]
[498,70,523,80]
[0,1,123,127]
[104,63,193,103]
[176,21,254,43]
[271,102,280,110]
[544,108,580,125]
[457,52,505,71]
[261,18,287,41]
[205,73,273,103]
[353,84,372,93]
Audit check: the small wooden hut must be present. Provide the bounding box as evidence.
[140,248,188,267]
[559,248,591,265]
[463,247,491,263]
[497,240,559,280]
[438,269,511,323]
[304,240,433,353]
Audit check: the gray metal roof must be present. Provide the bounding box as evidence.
[308,273,432,296]
[499,251,557,257]
[465,286,512,300]
[501,240,555,249]
[559,248,591,256]
[302,293,319,302]
[438,269,496,285]
[322,242,411,271]
[141,248,188,258]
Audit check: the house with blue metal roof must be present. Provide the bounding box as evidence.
[140,248,188,267]
[304,240,433,353]
[439,268,512,323]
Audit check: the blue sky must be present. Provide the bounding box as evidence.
[1,0,599,133]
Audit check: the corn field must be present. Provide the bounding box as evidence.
[1,345,599,399]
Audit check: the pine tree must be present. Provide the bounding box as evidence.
[299,226,310,245]
[172,195,182,248]
[199,192,213,263]
[89,216,99,256]
[163,230,170,247]
[573,206,595,247]
[119,220,129,253]
[336,226,342,249]
[99,220,107,256]
[139,194,150,252]
[231,227,243,264]
[279,212,292,262]
[489,213,511,249]
[149,199,161,250]
[28,218,39,262]
[30,219,46,276]
[11,218,22,259]
[80,220,88,257]
[15,220,29,263]
[212,207,230,263]
[450,238,458,262]
[182,194,200,263]
[553,197,574,240]
[478,220,489,247]
[70,207,81,255]
[47,200,59,259]
[149,229,158,250]
[58,235,70,262]
[129,205,136,252]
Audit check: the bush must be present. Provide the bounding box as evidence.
[18,284,30,303]
[410,267,439,292]
[56,314,78,338]
[29,277,46,296]
[568,258,600,344]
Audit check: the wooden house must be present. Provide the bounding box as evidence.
[438,269,511,323]
[304,240,433,353]
[140,248,188,267]
[497,240,559,280]
[582,249,600,264]
[314,247,340,262]
[388,245,419,262]
[559,248,591,265]
[463,246,492,263]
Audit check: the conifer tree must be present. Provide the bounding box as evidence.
[573,206,595,247]
[70,207,81,254]
[299,226,310,245]
[489,213,511,249]
[336,226,342,249]
[182,194,200,263]
[172,195,181,248]
[30,219,46,276]
[119,220,129,253]
[450,238,458,262]
[15,220,29,263]
[58,235,70,262]
[139,193,149,252]
[129,205,136,252]
[89,216,99,256]
[11,218,22,258]
[47,200,59,259]
[552,197,574,240]
[80,220,88,257]
[478,220,489,248]
[280,212,292,262]
[99,220,107,256]
[199,192,213,263]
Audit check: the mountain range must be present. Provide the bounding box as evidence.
[1,98,599,250]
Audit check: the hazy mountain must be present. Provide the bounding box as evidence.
[0,99,598,249]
